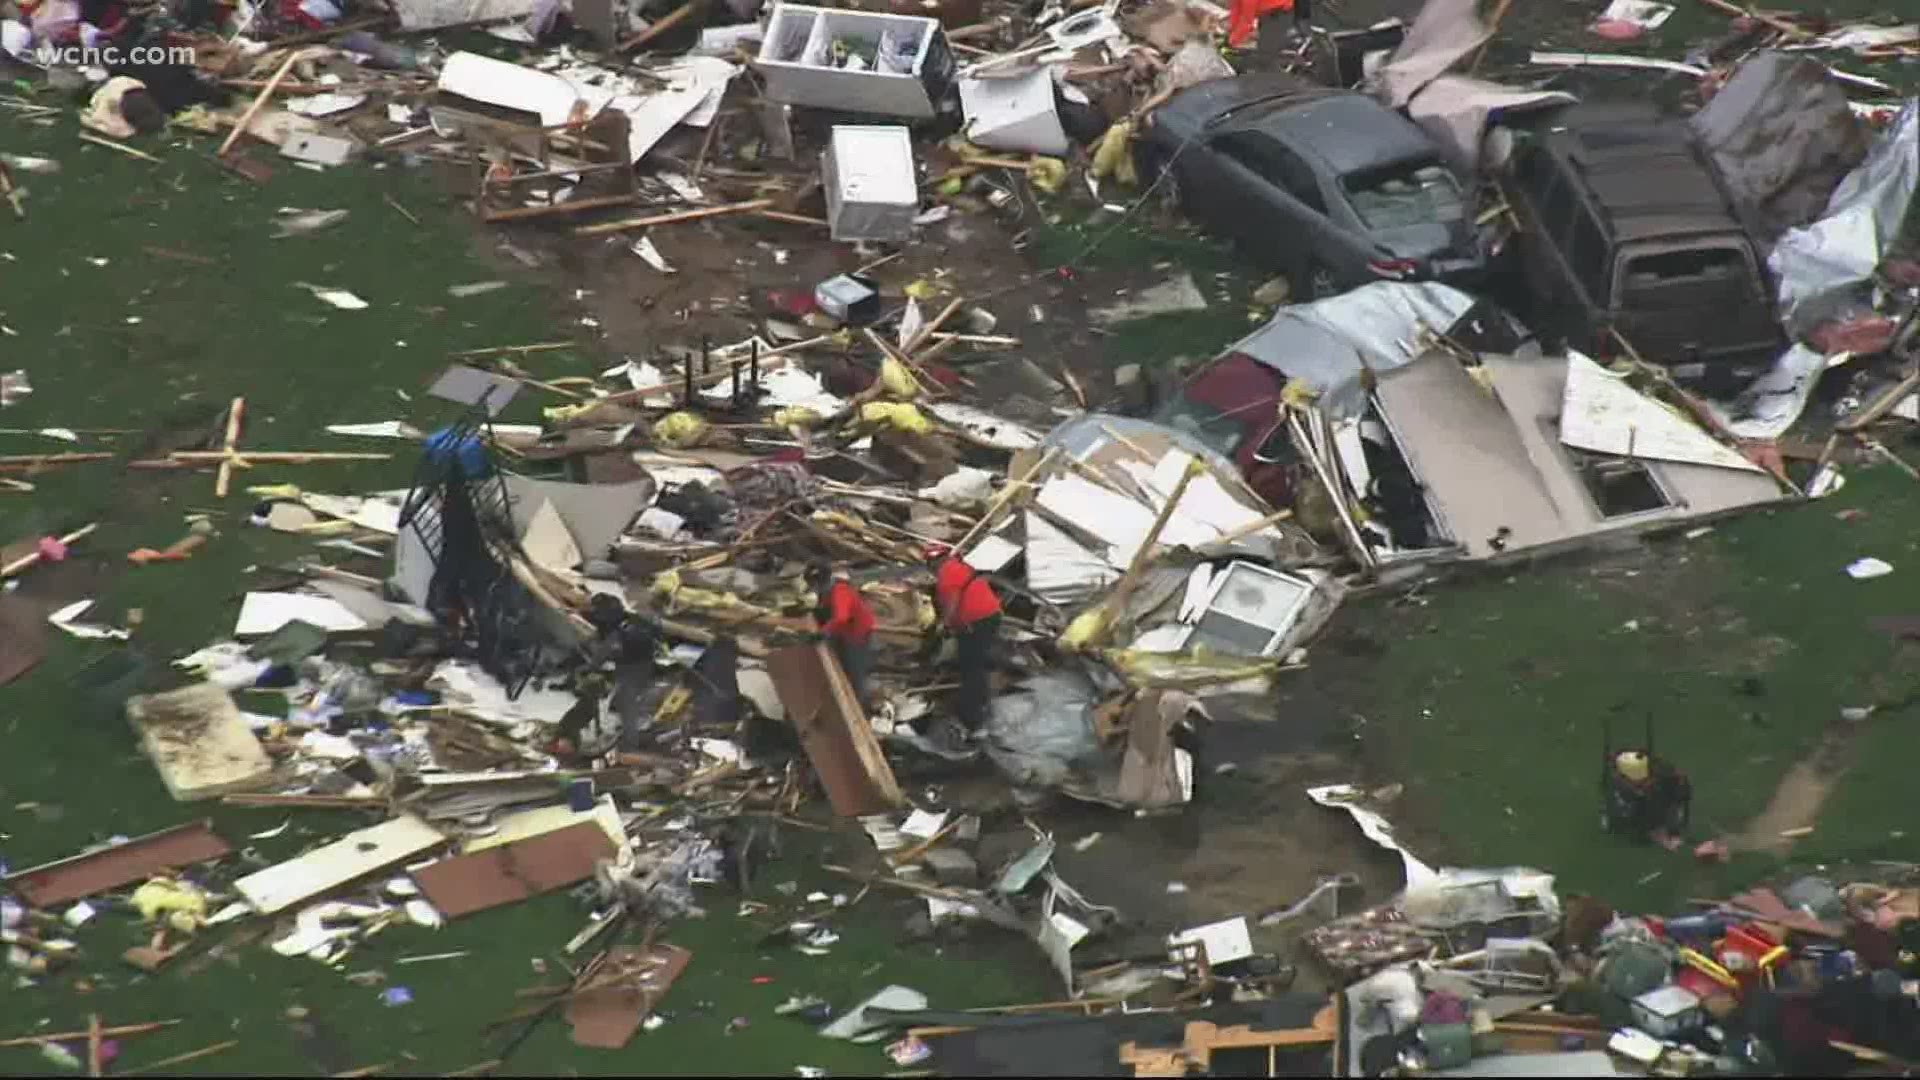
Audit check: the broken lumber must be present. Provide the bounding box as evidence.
[617,0,701,52]
[218,50,305,157]
[121,1039,239,1076]
[765,643,903,816]
[573,198,775,237]
[0,1020,182,1049]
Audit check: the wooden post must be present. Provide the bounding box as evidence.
[215,397,245,498]
[218,51,305,157]
[952,447,1059,555]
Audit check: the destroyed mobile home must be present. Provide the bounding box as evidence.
[3,0,1920,1072]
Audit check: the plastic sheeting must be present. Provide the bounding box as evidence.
[1770,101,1919,334]
[982,667,1109,790]
[1366,0,1487,109]
[1402,74,1573,176]
[1690,51,1869,251]
[1228,282,1478,419]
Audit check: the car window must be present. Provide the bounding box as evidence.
[1341,161,1465,232]
[1214,133,1326,213]
[1616,245,1760,312]
[1569,212,1610,304]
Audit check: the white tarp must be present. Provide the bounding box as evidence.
[1560,353,1761,472]
[1770,100,1918,332]
[1403,74,1574,175]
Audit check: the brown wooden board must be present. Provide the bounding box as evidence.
[764,643,903,817]
[565,944,692,1049]
[411,820,616,919]
[4,820,231,908]
[0,593,46,686]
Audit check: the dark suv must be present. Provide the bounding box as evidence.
[1499,104,1785,386]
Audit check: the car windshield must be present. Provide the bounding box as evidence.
[1341,160,1466,232]
[1152,353,1287,459]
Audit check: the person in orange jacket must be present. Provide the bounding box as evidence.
[924,545,1002,740]
[808,563,876,708]
[1228,0,1311,64]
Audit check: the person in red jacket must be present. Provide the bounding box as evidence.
[808,563,876,708]
[926,545,1002,738]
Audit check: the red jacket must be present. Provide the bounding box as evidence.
[817,579,875,644]
[934,557,1000,628]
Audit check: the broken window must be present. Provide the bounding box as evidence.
[1615,245,1761,313]
[1573,453,1673,518]
[1341,160,1465,232]
[1180,562,1313,657]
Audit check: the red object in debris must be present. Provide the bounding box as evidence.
[1227,0,1295,47]
[35,536,68,562]
[919,362,964,390]
[1883,258,1920,288]
[1807,315,1898,357]
[767,289,819,318]
[1590,19,1646,40]
[751,975,774,985]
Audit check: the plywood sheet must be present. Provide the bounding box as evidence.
[3,820,231,908]
[126,682,275,801]
[0,593,46,686]
[236,814,446,914]
[463,796,624,854]
[765,643,903,817]
[1560,353,1759,472]
[412,820,616,919]
[565,944,693,1049]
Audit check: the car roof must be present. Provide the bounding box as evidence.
[1540,111,1746,241]
[1242,94,1439,176]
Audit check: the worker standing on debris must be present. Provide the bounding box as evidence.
[925,545,1002,740]
[1228,0,1311,66]
[808,563,876,708]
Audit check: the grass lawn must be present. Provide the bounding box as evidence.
[0,110,1048,1076]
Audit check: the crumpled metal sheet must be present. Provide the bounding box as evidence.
[1366,0,1488,108]
[1230,282,1478,419]
[1403,74,1574,175]
[1690,50,1869,251]
[1769,100,1919,334]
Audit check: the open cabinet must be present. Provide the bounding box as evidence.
[756,3,956,119]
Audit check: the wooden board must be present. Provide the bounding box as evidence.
[3,820,230,908]
[126,683,275,802]
[412,820,616,919]
[235,814,446,914]
[463,796,625,855]
[764,643,903,817]
[565,944,692,1049]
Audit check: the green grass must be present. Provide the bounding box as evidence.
[1336,463,1920,914]
[0,109,1049,1075]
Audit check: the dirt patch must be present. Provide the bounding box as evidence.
[1729,718,1861,854]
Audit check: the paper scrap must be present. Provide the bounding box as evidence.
[1847,557,1893,580]
[296,283,369,310]
[235,591,372,636]
[629,235,676,273]
[47,599,129,640]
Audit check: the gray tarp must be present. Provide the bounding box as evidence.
[1769,101,1918,333]
[983,667,1109,789]
[1366,0,1488,109]
[1229,281,1477,419]
[1403,74,1574,175]
[1690,50,1869,252]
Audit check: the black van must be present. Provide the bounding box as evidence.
[1499,104,1785,387]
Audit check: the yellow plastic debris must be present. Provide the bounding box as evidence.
[877,356,921,400]
[860,401,932,435]
[773,406,824,430]
[543,402,596,424]
[247,483,303,500]
[1059,607,1110,650]
[938,176,966,196]
[1091,121,1137,186]
[1028,157,1067,194]
[131,878,208,933]
[1280,379,1319,407]
[904,279,938,301]
[652,411,711,449]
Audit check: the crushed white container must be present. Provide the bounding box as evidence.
[959,68,1068,156]
[755,3,954,119]
[824,125,918,243]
